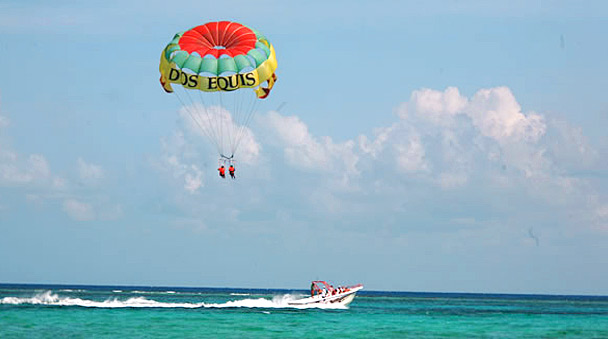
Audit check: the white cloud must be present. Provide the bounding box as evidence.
[467,87,546,144]
[295,85,603,223]
[545,119,598,170]
[264,87,598,213]
[179,103,260,164]
[78,158,104,183]
[28,154,50,178]
[359,124,397,157]
[263,112,328,168]
[0,98,121,223]
[401,86,468,125]
[262,87,559,190]
[262,111,360,183]
[156,85,606,238]
[0,102,54,186]
[0,152,51,185]
[390,86,560,185]
[63,199,95,221]
[400,86,546,144]
[183,169,203,193]
[160,132,204,193]
[393,133,429,173]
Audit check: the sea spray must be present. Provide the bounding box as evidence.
[1,291,347,309]
[0,291,204,308]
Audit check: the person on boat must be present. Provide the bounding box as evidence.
[228,164,235,179]
[218,165,226,178]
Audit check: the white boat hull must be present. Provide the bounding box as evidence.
[288,286,363,306]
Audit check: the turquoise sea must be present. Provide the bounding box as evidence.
[1,284,607,338]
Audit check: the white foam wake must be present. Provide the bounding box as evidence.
[0,291,203,308]
[0,291,347,310]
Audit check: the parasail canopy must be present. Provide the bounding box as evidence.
[159,21,278,160]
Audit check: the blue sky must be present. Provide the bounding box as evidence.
[1,1,607,294]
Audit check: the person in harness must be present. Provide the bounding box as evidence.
[218,165,226,179]
[228,164,235,179]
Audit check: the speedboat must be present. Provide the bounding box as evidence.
[288,281,363,306]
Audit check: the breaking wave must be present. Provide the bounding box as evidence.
[1,291,347,310]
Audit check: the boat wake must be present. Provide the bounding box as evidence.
[1,291,347,310]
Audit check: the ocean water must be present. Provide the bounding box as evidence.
[1,284,607,338]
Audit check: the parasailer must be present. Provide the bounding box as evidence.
[159,21,278,179]
[218,165,226,178]
[228,164,235,179]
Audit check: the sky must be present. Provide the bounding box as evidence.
[0,0,607,295]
